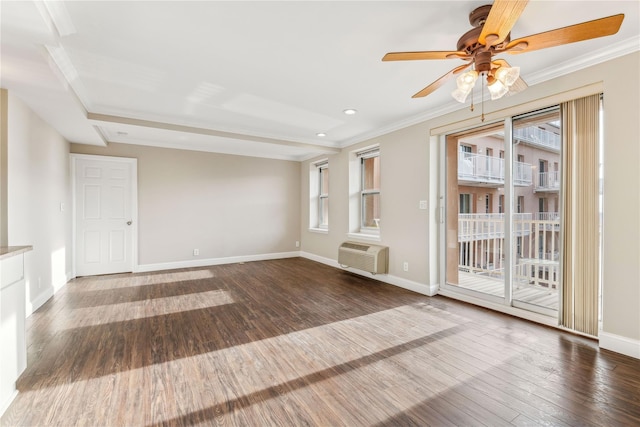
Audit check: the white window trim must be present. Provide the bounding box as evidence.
[347,145,381,237]
[309,159,329,232]
[318,162,329,230]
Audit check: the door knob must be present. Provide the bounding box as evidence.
[127,221,132,225]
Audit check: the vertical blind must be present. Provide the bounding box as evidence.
[561,93,601,336]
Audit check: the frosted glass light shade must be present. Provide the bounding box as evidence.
[495,66,520,87]
[488,78,508,100]
[452,87,472,103]
[456,70,478,92]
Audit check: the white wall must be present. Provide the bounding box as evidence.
[6,91,72,314]
[300,52,640,357]
[71,143,301,269]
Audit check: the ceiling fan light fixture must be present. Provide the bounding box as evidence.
[456,70,478,92]
[452,70,478,102]
[487,75,509,100]
[451,87,472,103]
[495,65,520,87]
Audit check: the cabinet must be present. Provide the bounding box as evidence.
[0,246,31,415]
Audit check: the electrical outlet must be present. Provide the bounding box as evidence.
[419,200,428,210]
[295,241,300,248]
[403,262,409,272]
[193,249,199,256]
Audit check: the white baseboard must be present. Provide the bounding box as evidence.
[26,288,54,317]
[299,251,438,296]
[0,389,18,418]
[136,251,300,273]
[599,331,640,359]
[25,273,74,317]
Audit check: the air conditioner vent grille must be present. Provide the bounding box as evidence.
[342,242,370,251]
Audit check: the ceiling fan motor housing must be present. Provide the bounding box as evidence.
[457,4,510,56]
[475,51,493,73]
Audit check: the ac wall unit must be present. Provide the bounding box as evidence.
[338,241,388,274]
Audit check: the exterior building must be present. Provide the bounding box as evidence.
[453,117,562,310]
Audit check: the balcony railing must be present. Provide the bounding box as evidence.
[514,127,561,151]
[458,213,532,242]
[536,171,560,191]
[459,152,532,186]
[457,213,561,290]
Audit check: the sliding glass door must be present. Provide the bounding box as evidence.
[443,108,562,316]
[511,109,561,315]
[445,122,507,302]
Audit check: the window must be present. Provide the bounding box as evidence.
[459,194,471,214]
[360,150,380,232]
[309,159,329,231]
[517,196,524,213]
[498,195,504,214]
[318,163,329,228]
[538,197,547,214]
[539,160,547,187]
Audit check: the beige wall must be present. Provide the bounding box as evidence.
[71,143,301,266]
[300,52,640,344]
[6,91,72,313]
[301,125,431,283]
[0,90,8,246]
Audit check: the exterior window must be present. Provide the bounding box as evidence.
[459,194,471,213]
[498,195,504,213]
[360,150,380,232]
[318,164,329,228]
[517,196,524,213]
[538,197,547,214]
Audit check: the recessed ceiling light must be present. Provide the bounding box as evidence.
[316,132,327,137]
[343,109,357,115]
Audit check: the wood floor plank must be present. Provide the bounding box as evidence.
[2,257,639,426]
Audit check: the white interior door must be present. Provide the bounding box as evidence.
[73,155,137,276]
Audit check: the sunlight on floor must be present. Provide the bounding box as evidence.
[70,269,216,291]
[63,289,234,328]
[23,303,530,425]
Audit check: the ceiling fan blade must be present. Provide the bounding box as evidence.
[382,51,469,61]
[505,14,624,54]
[412,62,472,98]
[479,0,529,47]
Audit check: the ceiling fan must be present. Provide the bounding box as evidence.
[383,0,624,102]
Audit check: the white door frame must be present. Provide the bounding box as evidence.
[71,154,138,278]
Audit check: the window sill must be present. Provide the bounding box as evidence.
[347,232,381,242]
[308,228,329,234]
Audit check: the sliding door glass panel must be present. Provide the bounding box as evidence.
[445,124,506,300]
[512,109,561,312]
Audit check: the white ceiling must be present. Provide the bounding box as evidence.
[2,1,638,161]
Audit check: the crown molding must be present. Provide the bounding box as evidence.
[339,35,640,150]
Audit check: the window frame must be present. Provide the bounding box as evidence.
[317,162,329,229]
[358,148,380,235]
[308,159,329,233]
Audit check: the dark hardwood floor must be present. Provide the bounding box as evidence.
[2,257,639,426]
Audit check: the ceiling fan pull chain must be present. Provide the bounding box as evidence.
[470,83,475,112]
[481,73,486,122]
